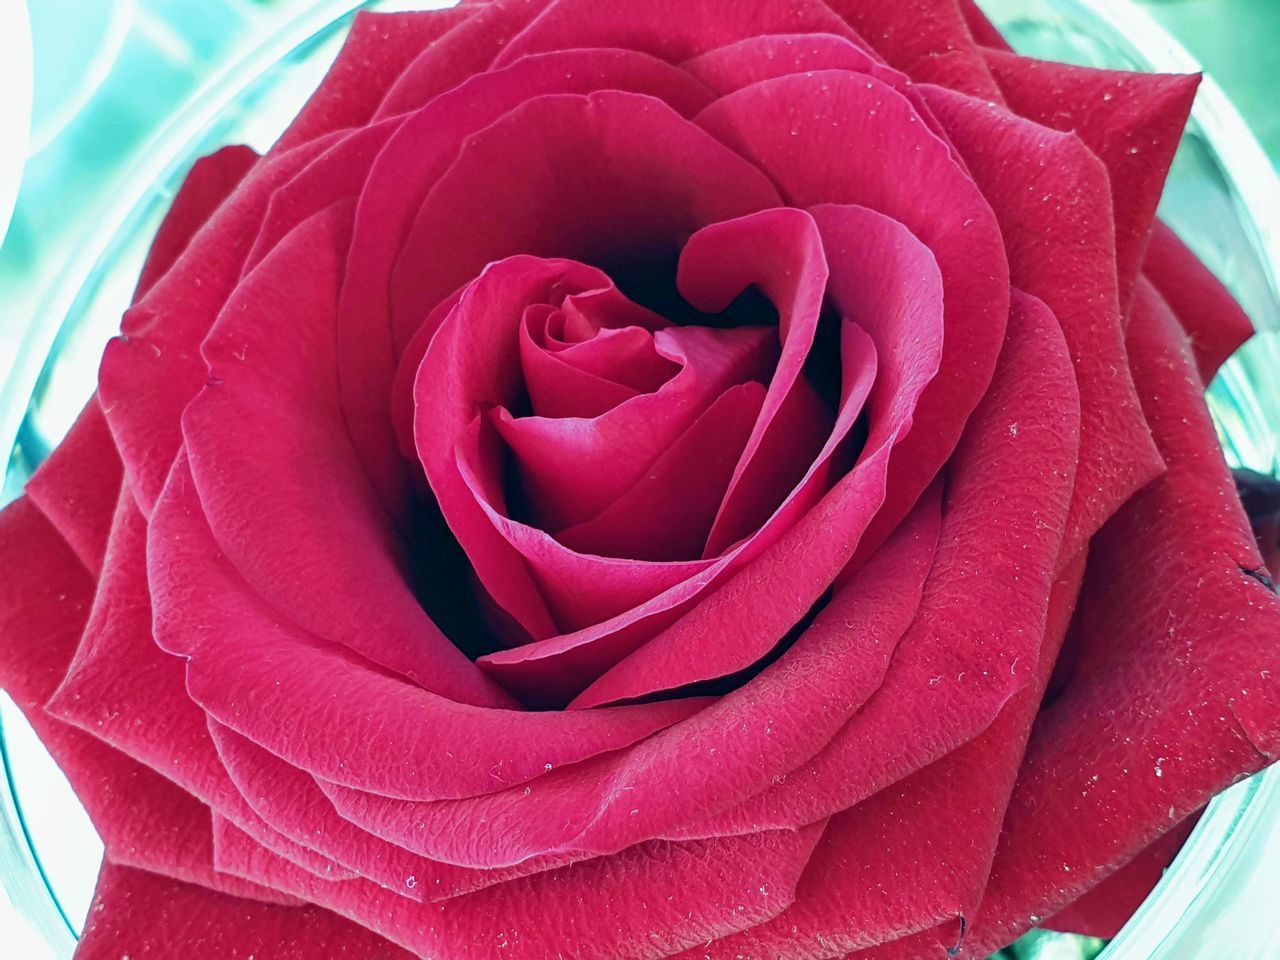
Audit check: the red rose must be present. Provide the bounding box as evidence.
[2,1,1278,957]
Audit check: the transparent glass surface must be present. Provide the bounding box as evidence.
[0,1,1276,958]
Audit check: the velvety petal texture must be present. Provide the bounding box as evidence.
[1,2,1277,959]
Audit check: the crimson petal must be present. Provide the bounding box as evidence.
[148,453,702,802]
[315,494,938,870]
[984,50,1199,312]
[494,0,861,68]
[824,0,1004,100]
[74,863,400,960]
[683,556,1086,960]
[25,397,120,575]
[0,499,290,904]
[675,291,1078,837]
[100,133,340,513]
[1143,221,1255,382]
[958,280,1280,955]
[923,83,1164,557]
[697,70,1010,571]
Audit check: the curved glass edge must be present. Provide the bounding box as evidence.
[0,0,31,244]
[0,0,372,482]
[0,3,375,953]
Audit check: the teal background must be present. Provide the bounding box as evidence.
[1141,0,1280,165]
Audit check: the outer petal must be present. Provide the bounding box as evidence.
[28,144,255,570]
[135,145,259,297]
[682,556,1086,960]
[184,201,511,706]
[675,290,1078,838]
[25,398,120,575]
[824,0,1004,99]
[959,279,1280,956]
[957,0,1012,50]
[0,498,287,904]
[314,493,939,870]
[374,0,544,119]
[983,50,1199,312]
[1237,468,1280,579]
[46,488,242,809]
[922,83,1164,557]
[148,452,703,803]
[99,133,339,513]
[493,0,861,67]
[36,488,358,887]
[211,822,827,960]
[208,721,579,901]
[391,89,780,359]
[1042,816,1197,938]
[1143,221,1255,382]
[74,863,404,960]
[273,7,473,152]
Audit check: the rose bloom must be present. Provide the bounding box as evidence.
[2,0,1278,958]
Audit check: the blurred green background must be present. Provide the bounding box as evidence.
[1142,0,1280,162]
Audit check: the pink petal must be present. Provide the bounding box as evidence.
[134,145,258,297]
[494,0,860,68]
[984,51,1199,312]
[567,206,939,708]
[342,48,716,516]
[697,70,1010,574]
[390,89,779,358]
[957,280,1280,955]
[374,0,544,119]
[680,208,833,558]
[684,32,905,94]
[208,720,579,901]
[317,492,938,870]
[244,117,400,275]
[923,83,1165,558]
[25,397,120,575]
[685,556,1086,960]
[683,34,963,167]
[33,146,252,573]
[99,133,341,513]
[1143,221,1255,382]
[674,290,1079,838]
[148,452,701,802]
[274,8,473,152]
[958,0,1012,50]
[215,819,827,960]
[46,488,241,809]
[74,863,402,960]
[492,322,777,535]
[1042,816,1197,938]
[0,498,289,904]
[554,383,765,563]
[825,0,1004,100]
[36,486,358,886]
[183,202,510,705]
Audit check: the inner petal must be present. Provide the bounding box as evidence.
[495,322,778,533]
[519,289,679,419]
